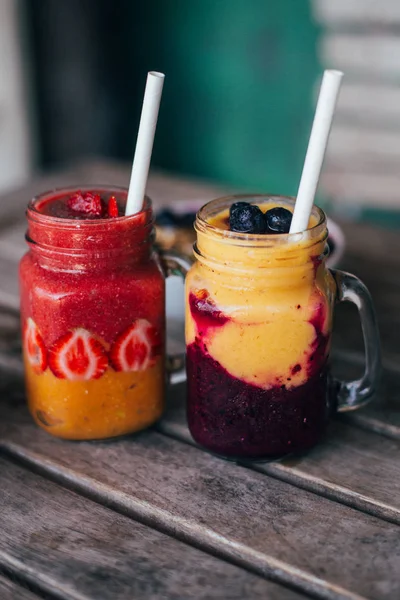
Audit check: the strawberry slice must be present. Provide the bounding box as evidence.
[67,191,105,217]
[48,329,108,380]
[107,195,119,218]
[24,318,47,374]
[110,319,162,372]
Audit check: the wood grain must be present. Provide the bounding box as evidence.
[0,159,399,600]
[0,455,290,600]
[0,373,398,600]
[159,377,400,524]
[335,354,400,440]
[0,575,40,600]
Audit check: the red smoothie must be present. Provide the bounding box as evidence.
[20,187,166,439]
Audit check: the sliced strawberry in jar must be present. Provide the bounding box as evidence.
[110,319,162,372]
[24,318,47,374]
[48,329,108,380]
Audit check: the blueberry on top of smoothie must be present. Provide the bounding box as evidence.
[156,208,178,226]
[265,207,293,234]
[229,202,266,234]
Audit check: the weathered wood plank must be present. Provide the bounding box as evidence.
[334,353,400,440]
[0,256,19,310]
[0,221,26,255]
[334,231,400,364]
[0,374,398,600]
[0,309,21,374]
[0,456,289,600]
[0,575,40,600]
[159,376,400,525]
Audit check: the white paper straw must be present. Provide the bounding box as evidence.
[125,71,165,216]
[290,70,343,234]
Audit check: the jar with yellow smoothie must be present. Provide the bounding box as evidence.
[185,195,381,459]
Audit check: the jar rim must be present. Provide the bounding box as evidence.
[196,194,326,246]
[27,185,152,230]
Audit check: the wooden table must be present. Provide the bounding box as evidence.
[0,160,399,600]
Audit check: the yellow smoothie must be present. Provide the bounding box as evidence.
[185,195,336,459]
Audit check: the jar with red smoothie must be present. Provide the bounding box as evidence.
[20,186,188,440]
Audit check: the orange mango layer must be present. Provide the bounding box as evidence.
[186,295,328,389]
[24,355,164,440]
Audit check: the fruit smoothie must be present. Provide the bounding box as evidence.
[20,187,165,440]
[186,195,337,459]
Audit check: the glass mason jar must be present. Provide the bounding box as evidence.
[185,195,381,460]
[19,186,188,440]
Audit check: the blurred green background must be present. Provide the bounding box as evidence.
[21,0,400,225]
[28,0,320,198]
[151,0,320,197]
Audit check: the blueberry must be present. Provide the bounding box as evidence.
[265,207,293,234]
[156,209,178,226]
[178,212,197,228]
[229,202,266,234]
[230,201,250,217]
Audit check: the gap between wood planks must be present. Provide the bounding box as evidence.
[157,415,400,528]
[0,437,367,600]
[0,568,57,600]
[0,370,397,599]
[0,348,399,529]
[0,455,302,600]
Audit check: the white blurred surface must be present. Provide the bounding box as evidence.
[0,0,33,194]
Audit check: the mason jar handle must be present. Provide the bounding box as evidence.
[161,251,192,384]
[331,269,381,411]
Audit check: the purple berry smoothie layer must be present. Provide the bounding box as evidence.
[186,291,333,459]
[186,342,332,459]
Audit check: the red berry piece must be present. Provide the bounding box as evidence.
[48,329,108,380]
[110,319,162,372]
[107,195,119,218]
[67,191,106,217]
[24,318,47,374]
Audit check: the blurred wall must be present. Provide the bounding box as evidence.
[22,0,400,222]
[27,0,320,198]
[0,0,33,192]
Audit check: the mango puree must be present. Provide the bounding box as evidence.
[24,356,164,440]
